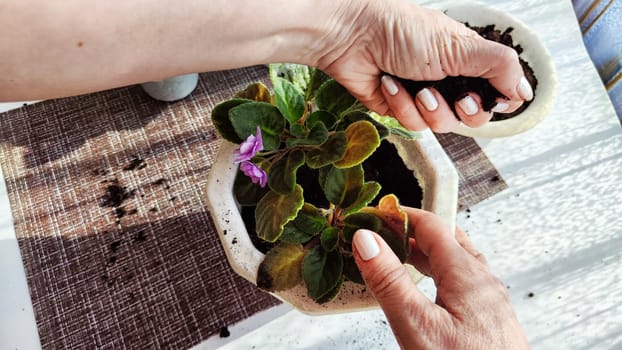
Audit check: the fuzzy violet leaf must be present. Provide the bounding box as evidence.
[369,111,420,140]
[273,77,305,124]
[315,79,357,115]
[344,181,382,215]
[281,203,326,243]
[342,212,383,242]
[285,122,328,148]
[321,164,364,209]
[268,149,305,195]
[320,227,340,252]
[305,131,347,169]
[306,110,339,130]
[211,98,250,144]
[229,102,285,151]
[234,82,272,103]
[269,63,312,94]
[334,120,380,168]
[360,194,411,262]
[302,245,344,303]
[255,185,304,242]
[257,243,306,292]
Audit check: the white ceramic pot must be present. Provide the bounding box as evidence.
[205,129,458,315]
[141,73,199,102]
[445,3,558,138]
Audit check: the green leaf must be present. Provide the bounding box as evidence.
[344,181,381,215]
[234,82,272,103]
[307,110,339,130]
[322,165,364,208]
[305,131,347,169]
[320,227,339,251]
[256,185,304,242]
[269,63,312,94]
[273,77,305,124]
[292,204,326,234]
[268,150,305,195]
[229,102,285,151]
[302,246,343,302]
[315,80,356,116]
[281,203,326,244]
[280,224,315,244]
[286,122,328,147]
[211,98,250,144]
[369,111,420,140]
[342,212,383,242]
[257,243,305,291]
[233,169,270,206]
[334,120,380,168]
[305,69,331,100]
[360,194,410,262]
[342,256,365,285]
[289,123,306,137]
[339,111,389,140]
[315,275,344,304]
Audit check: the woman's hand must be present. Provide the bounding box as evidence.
[352,207,530,349]
[315,0,533,132]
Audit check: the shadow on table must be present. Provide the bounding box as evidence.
[16,211,279,350]
[0,85,168,168]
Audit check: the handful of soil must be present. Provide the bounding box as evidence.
[398,24,537,121]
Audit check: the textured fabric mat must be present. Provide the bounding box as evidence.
[0,65,505,349]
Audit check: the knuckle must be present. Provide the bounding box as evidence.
[367,263,410,300]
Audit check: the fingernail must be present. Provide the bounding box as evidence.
[518,76,533,101]
[381,75,399,96]
[457,95,478,115]
[354,229,380,261]
[491,102,509,113]
[416,88,438,111]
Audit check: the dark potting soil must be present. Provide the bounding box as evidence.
[397,23,538,121]
[239,140,423,253]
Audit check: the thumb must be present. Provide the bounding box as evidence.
[352,229,434,324]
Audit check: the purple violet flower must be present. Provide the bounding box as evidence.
[234,126,263,163]
[239,161,267,188]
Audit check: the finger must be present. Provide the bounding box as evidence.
[414,87,460,133]
[491,98,522,114]
[459,37,532,102]
[352,229,439,324]
[454,227,487,265]
[380,75,428,131]
[455,93,493,128]
[406,237,431,276]
[402,207,482,287]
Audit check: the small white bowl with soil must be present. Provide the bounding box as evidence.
[401,4,557,138]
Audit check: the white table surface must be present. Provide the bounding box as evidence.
[2,0,622,349]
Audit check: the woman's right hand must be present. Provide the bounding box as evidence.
[352,208,531,349]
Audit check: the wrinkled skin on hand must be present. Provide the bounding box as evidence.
[352,208,531,349]
[317,0,530,133]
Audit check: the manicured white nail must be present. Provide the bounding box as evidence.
[354,229,380,261]
[381,75,399,96]
[457,95,478,115]
[491,102,509,113]
[518,76,533,101]
[416,88,438,111]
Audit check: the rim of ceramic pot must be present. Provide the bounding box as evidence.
[205,129,458,314]
[445,3,558,138]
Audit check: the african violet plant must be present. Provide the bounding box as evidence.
[211,63,420,304]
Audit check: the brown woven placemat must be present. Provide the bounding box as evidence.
[0,65,506,349]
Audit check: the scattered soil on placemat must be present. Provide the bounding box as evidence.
[398,23,538,121]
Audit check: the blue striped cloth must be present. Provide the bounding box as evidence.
[573,0,622,121]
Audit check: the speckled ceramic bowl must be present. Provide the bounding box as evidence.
[446,3,557,138]
[205,129,458,315]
